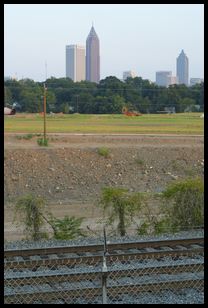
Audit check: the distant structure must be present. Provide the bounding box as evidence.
[86,25,100,83]
[4,76,12,81]
[156,71,171,87]
[167,76,178,86]
[123,71,137,81]
[66,45,85,82]
[176,49,189,86]
[156,71,178,87]
[190,78,204,86]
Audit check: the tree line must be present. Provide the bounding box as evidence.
[4,76,204,114]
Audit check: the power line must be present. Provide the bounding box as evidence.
[3,85,204,92]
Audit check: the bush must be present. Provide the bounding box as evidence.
[49,216,84,240]
[135,158,144,166]
[14,194,48,241]
[136,195,168,236]
[162,177,204,231]
[37,137,49,146]
[98,147,110,158]
[137,222,149,235]
[99,187,144,236]
[24,133,33,140]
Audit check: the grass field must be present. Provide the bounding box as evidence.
[4,113,204,134]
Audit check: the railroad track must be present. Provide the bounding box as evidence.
[5,236,204,258]
[4,237,204,269]
[4,237,204,304]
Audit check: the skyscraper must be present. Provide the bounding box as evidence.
[86,25,100,83]
[156,71,172,87]
[176,50,189,86]
[66,45,85,82]
[156,71,178,87]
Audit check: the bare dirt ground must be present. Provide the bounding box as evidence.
[4,134,204,240]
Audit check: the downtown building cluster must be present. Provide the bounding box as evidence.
[156,50,188,87]
[156,50,203,87]
[66,26,100,83]
[66,28,202,88]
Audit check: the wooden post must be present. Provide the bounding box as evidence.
[43,83,47,143]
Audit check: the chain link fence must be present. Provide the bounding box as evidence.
[106,253,204,304]
[4,229,204,304]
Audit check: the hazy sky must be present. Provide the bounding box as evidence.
[4,4,204,82]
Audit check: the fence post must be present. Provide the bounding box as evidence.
[102,227,108,304]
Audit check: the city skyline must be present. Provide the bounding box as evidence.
[4,4,204,82]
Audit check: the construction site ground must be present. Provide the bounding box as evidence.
[4,133,204,240]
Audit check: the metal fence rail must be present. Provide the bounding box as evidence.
[4,234,204,304]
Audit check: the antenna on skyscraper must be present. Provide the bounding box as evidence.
[45,60,47,81]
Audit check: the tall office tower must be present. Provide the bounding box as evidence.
[156,71,172,87]
[176,50,189,86]
[66,45,85,82]
[123,71,137,80]
[86,25,100,83]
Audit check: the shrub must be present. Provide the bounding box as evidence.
[37,137,49,146]
[137,222,149,235]
[99,187,144,236]
[162,177,204,231]
[15,135,23,140]
[135,158,144,166]
[49,216,84,240]
[15,134,33,140]
[136,195,168,236]
[14,194,48,241]
[98,147,110,158]
[24,133,33,140]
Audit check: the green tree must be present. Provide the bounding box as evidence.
[19,87,42,112]
[141,96,151,113]
[61,102,70,114]
[5,76,204,115]
[4,87,13,106]
[179,97,196,112]
[77,93,95,113]
[109,94,126,113]
[46,90,56,112]
[5,79,22,104]
[98,76,125,97]
[99,187,143,236]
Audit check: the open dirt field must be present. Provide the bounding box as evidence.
[4,133,204,240]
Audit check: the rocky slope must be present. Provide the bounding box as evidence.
[4,134,204,205]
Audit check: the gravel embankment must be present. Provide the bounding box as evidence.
[4,230,204,250]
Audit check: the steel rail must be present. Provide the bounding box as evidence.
[4,237,204,258]
[4,247,204,270]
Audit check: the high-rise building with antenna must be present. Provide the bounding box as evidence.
[86,25,100,83]
[176,49,189,86]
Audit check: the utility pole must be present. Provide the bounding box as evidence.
[43,83,47,143]
[45,61,47,81]
[76,95,79,113]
